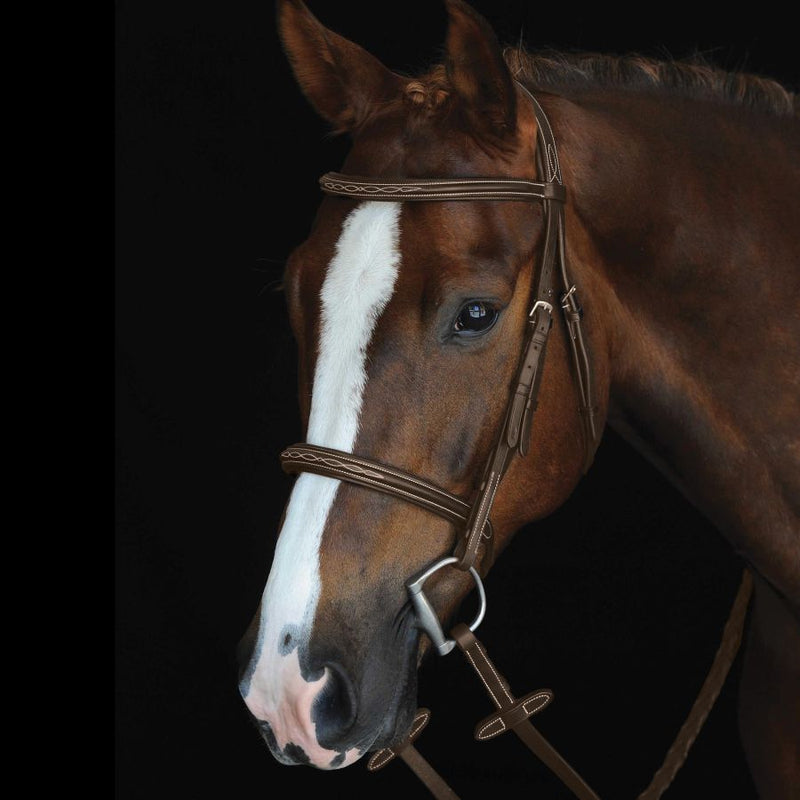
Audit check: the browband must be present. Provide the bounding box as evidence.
[319,173,566,203]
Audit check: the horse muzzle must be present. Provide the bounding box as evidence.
[238,612,420,770]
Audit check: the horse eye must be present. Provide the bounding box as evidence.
[453,301,499,336]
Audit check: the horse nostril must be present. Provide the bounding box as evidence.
[313,662,358,747]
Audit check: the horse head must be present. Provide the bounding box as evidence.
[238,0,610,770]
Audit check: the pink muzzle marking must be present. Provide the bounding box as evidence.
[242,649,361,769]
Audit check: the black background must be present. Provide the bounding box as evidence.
[115,2,797,798]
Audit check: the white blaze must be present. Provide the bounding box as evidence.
[243,201,402,764]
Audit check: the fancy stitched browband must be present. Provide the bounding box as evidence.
[278,84,751,800]
[318,173,567,202]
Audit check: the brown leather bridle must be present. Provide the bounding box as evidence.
[277,85,752,800]
[282,86,598,576]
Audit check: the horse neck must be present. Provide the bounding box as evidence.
[547,87,800,605]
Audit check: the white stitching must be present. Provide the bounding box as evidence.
[477,717,506,740]
[319,174,550,202]
[324,189,548,201]
[282,451,385,480]
[522,693,551,714]
[476,693,550,740]
[367,710,428,770]
[283,446,492,539]
[410,710,429,738]
[283,447,468,507]
[281,460,464,522]
[463,649,502,708]
[474,641,513,704]
[322,174,549,189]
[464,471,501,558]
[368,749,394,769]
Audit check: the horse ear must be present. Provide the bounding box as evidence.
[277,0,403,132]
[443,0,517,134]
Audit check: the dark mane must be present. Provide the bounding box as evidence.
[505,48,798,117]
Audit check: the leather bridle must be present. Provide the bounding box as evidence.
[277,85,752,800]
[281,86,598,576]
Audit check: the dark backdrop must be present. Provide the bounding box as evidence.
[115,2,797,798]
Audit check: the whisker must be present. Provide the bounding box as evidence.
[258,279,285,296]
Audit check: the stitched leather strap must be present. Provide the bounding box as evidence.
[556,207,598,472]
[524,84,598,471]
[455,88,576,571]
[280,443,494,542]
[451,623,601,800]
[320,173,566,202]
[367,709,459,800]
[366,573,752,800]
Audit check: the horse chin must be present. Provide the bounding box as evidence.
[322,637,421,767]
[365,664,419,757]
[257,716,363,770]
[364,616,425,750]
[255,719,308,766]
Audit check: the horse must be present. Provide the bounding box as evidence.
[238,1,800,797]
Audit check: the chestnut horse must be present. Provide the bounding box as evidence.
[238,1,799,797]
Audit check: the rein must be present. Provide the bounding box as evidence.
[279,85,752,799]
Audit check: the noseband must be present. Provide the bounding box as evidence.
[276,86,751,799]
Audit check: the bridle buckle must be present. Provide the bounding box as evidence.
[529,300,553,319]
[405,556,487,656]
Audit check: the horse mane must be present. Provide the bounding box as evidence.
[399,49,797,119]
[505,48,798,118]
